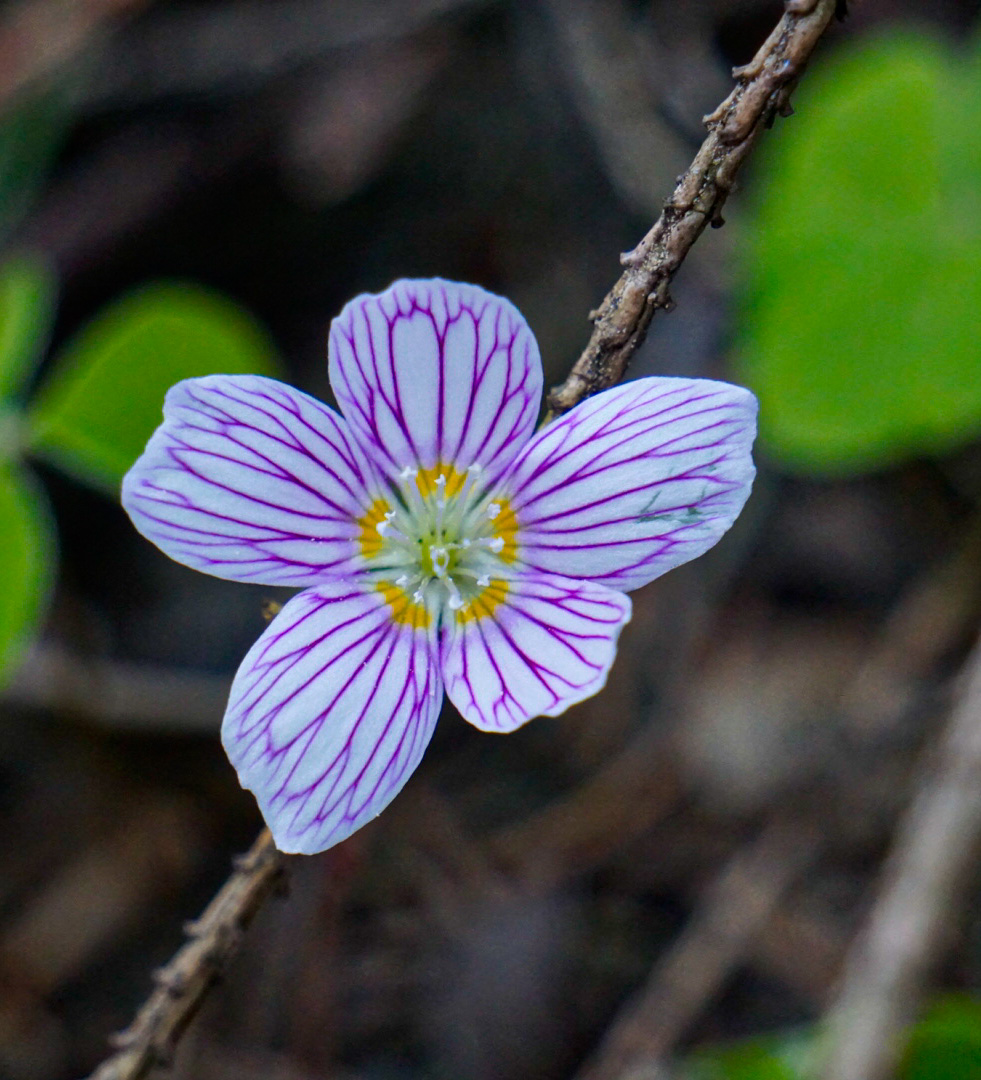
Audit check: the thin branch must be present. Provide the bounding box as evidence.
[574,818,822,1080]
[837,516,981,734]
[82,829,284,1080]
[542,0,689,220]
[489,733,682,887]
[3,642,230,732]
[820,629,981,1080]
[545,0,839,420]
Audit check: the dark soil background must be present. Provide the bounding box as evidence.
[2,2,981,1078]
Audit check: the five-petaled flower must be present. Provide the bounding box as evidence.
[122,279,757,854]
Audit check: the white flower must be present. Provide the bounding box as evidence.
[122,279,757,853]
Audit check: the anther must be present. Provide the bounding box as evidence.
[487,502,501,519]
[477,573,490,587]
[487,537,505,553]
[400,465,418,480]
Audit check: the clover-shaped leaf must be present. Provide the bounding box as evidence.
[0,464,54,687]
[28,282,284,492]
[0,254,57,403]
[0,255,56,686]
[684,1044,798,1080]
[736,31,981,474]
[902,996,981,1080]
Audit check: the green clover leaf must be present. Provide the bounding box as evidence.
[28,281,284,493]
[735,31,981,474]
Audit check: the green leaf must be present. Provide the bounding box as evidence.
[901,995,981,1080]
[0,254,57,404]
[27,282,284,493]
[735,32,981,474]
[0,464,54,687]
[680,1024,827,1080]
[677,997,981,1080]
[685,1041,804,1080]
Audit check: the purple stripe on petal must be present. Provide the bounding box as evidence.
[328,279,542,486]
[223,580,442,854]
[504,377,758,592]
[440,571,631,733]
[122,375,381,587]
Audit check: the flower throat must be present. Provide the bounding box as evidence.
[358,463,517,617]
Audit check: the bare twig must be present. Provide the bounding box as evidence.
[0,799,203,994]
[751,902,847,1005]
[575,818,822,1080]
[83,829,284,1080]
[820,629,981,1080]
[490,725,682,887]
[838,517,981,735]
[545,0,839,419]
[543,0,688,219]
[3,642,230,731]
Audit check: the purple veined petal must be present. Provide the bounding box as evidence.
[223,579,442,854]
[440,571,631,733]
[122,375,383,587]
[328,279,543,487]
[505,377,758,592]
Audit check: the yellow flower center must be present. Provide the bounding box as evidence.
[357,463,518,625]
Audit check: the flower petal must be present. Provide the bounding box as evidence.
[328,279,542,486]
[507,377,757,591]
[440,572,631,733]
[122,375,380,587]
[222,580,442,854]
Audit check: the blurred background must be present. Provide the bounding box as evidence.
[1,1,980,1078]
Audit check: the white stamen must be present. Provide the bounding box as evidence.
[364,457,513,618]
[446,578,464,610]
